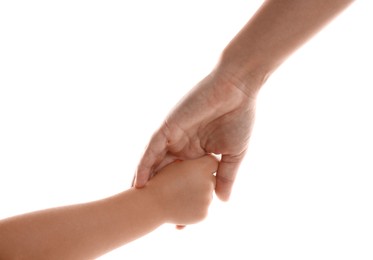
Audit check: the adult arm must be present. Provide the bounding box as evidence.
[135,0,355,201]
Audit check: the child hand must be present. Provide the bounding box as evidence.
[146,155,218,226]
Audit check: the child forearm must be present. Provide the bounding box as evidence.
[0,188,163,260]
[0,156,218,259]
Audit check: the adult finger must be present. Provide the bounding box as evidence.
[132,153,178,188]
[134,130,168,188]
[215,152,245,201]
[153,153,180,173]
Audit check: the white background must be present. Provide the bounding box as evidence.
[1,1,372,259]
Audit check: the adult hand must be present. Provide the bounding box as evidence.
[133,0,354,201]
[134,68,260,201]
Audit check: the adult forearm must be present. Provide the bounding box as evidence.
[0,189,163,260]
[219,0,354,93]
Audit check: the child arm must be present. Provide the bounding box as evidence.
[0,155,218,260]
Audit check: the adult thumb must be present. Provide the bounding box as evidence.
[215,152,245,201]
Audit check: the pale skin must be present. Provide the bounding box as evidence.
[0,155,218,260]
[0,1,357,257]
[134,0,355,201]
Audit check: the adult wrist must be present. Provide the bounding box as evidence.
[215,48,272,97]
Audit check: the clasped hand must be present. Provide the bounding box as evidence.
[134,68,258,201]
